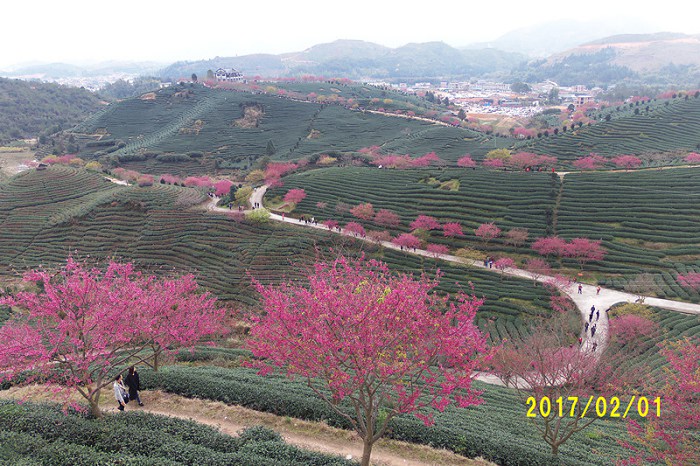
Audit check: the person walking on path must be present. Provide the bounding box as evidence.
[125,366,144,407]
[596,310,600,321]
[585,322,589,333]
[114,374,129,411]
[578,284,583,294]
[596,286,601,295]
[591,324,597,337]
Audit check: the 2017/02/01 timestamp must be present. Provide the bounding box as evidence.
[525,396,661,419]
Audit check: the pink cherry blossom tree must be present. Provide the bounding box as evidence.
[612,155,642,170]
[677,272,700,292]
[283,188,307,205]
[323,219,339,231]
[524,258,552,286]
[621,338,700,465]
[474,222,501,244]
[374,209,401,228]
[350,202,375,221]
[442,222,464,238]
[482,158,505,169]
[344,222,366,238]
[504,228,529,247]
[247,256,489,466]
[214,180,234,197]
[412,151,443,167]
[392,233,422,251]
[0,258,224,418]
[573,154,607,170]
[684,152,700,164]
[531,236,568,258]
[457,155,476,168]
[426,243,449,259]
[410,215,441,231]
[564,237,607,269]
[366,230,392,245]
[493,257,516,277]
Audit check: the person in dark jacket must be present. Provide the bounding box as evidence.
[125,366,144,406]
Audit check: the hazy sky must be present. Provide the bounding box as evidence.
[1,0,697,68]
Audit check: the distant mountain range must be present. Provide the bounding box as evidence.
[159,40,525,82]
[511,32,700,86]
[3,24,700,88]
[0,61,166,79]
[466,18,658,57]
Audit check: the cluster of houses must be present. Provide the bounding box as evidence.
[371,79,598,116]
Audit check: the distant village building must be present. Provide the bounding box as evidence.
[215,68,244,83]
[574,94,594,106]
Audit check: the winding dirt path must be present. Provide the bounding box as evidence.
[0,387,491,466]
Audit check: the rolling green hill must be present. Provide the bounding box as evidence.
[518,93,700,163]
[0,77,103,143]
[69,84,504,169]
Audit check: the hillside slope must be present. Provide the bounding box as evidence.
[69,84,503,168]
[0,78,104,142]
[519,93,700,160]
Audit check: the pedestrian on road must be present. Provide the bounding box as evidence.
[125,366,144,407]
[592,342,598,352]
[578,337,582,346]
[591,325,597,337]
[114,374,129,411]
[591,305,596,312]
[589,311,593,322]
[596,310,600,321]
[585,322,589,333]
[596,286,601,295]
[578,284,583,294]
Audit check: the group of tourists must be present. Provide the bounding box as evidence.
[113,366,143,411]
[299,215,318,225]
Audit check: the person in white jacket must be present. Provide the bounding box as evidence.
[113,374,129,411]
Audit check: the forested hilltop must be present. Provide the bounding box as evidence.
[0,78,104,143]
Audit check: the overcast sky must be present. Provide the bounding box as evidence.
[1,0,697,68]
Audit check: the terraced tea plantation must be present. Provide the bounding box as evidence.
[71,84,496,168]
[273,166,700,299]
[519,95,700,164]
[271,166,557,240]
[557,168,700,298]
[0,167,554,325]
[139,363,634,466]
[0,400,352,465]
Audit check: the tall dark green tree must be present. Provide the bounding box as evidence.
[265,139,277,156]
